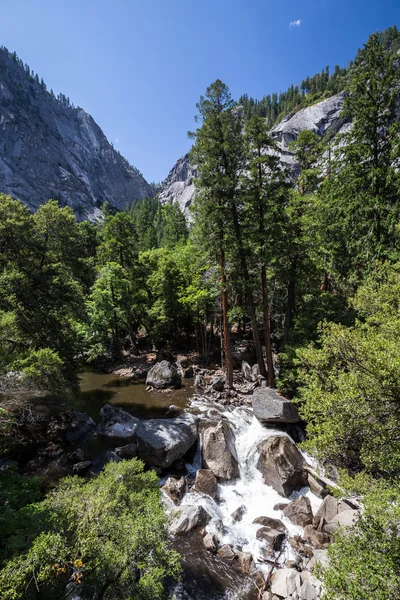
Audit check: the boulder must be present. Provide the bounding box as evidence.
[315,495,338,523]
[203,532,218,552]
[256,527,286,551]
[270,568,301,598]
[242,361,255,382]
[217,544,236,561]
[252,388,300,423]
[99,404,139,438]
[289,536,314,559]
[303,525,330,549]
[306,549,329,571]
[324,509,359,535]
[193,469,218,499]
[146,360,181,389]
[253,516,287,532]
[66,410,97,444]
[338,497,360,512]
[210,374,226,392]
[134,413,198,469]
[299,581,318,600]
[283,496,314,527]
[114,442,138,459]
[257,435,307,497]
[162,476,186,504]
[231,505,247,522]
[202,421,239,480]
[170,505,211,536]
[274,502,289,511]
[67,448,84,463]
[236,551,255,575]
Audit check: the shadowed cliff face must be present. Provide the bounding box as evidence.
[0,50,153,220]
[159,92,351,214]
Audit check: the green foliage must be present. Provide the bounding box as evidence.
[0,459,180,599]
[319,480,400,600]
[298,263,400,475]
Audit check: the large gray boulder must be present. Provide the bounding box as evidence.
[134,413,198,469]
[252,387,300,424]
[257,434,307,497]
[202,420,239,480]
[146,360,181,389]
[270,568,301,598]
[65,410,97,444]
[193,468,218,499]
[324,509,359,535]
[99,404,139,438]
[170,505,211,536]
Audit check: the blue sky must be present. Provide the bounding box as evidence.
[0,0,399,183]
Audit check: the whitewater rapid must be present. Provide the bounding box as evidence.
[172,398,322,574]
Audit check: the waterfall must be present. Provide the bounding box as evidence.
[173,399,322,575]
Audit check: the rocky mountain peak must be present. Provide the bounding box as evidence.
[0,48,153,219]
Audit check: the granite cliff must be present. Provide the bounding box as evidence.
[0,49,153,219]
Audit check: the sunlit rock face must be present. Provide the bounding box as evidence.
[0,49,153,220]
[159,92,351,212]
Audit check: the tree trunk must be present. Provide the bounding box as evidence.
[220,246,233,387]
[230,203,267,378]
[261,264,275,387]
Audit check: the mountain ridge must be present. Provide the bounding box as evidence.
[0,48,153,219]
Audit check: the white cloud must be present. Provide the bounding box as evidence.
[115,138,120,144]
[290,19,301,28]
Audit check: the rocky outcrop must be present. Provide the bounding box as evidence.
[146,360,182,389]
[252,388,300,424]
[158,153,196,214]
[257,434,307,497]
[202,421,239,480]
[0,49,153,219]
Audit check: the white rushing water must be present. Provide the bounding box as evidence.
[176,398,322,574]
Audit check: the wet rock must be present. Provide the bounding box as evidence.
[217,544,236,561]
[231,505,247,522]
[253,516,287,532]
[194,374,206,389]
[256,526,286,551]
[303,524,330,549]
[135,413,198,469]
[162,476,186,504]
[283,496,314,527]
[203,532,218,552]
[193,469,217,499]
[65,410,97,444]
[324,509,359,535]
[170,505,211,536]
[314,495,338,524]
[252,388,300,423]
[235,550,255,575]
[257,435,307,497]
[72,460,91,475]
[99,404,139,438]
[270,568,301,598]
[114,442,138,459]
[274,502,290,511]
[202,420,239,480]
[210,374,226,392]
[146,360,181,389]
